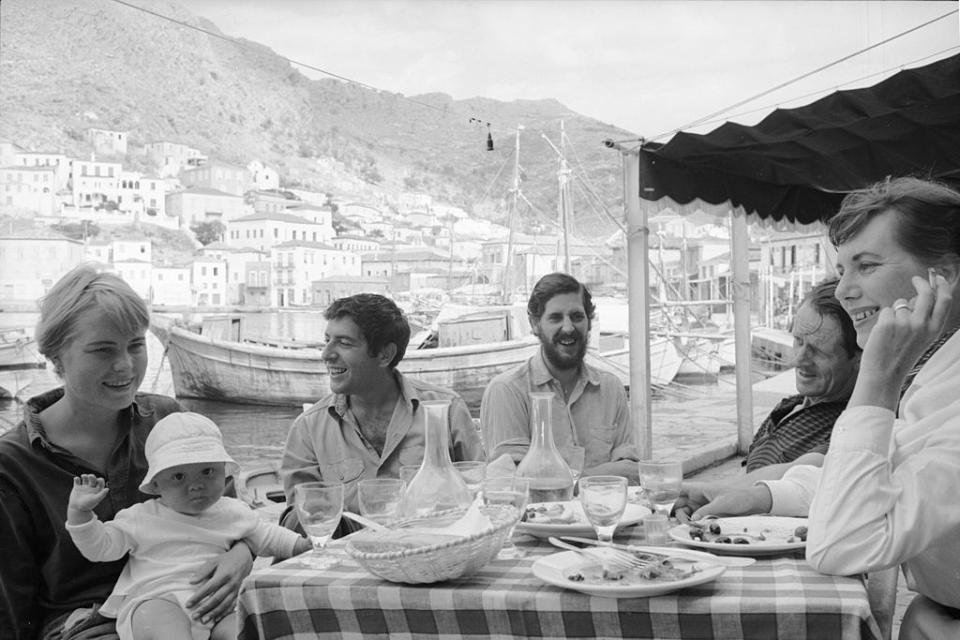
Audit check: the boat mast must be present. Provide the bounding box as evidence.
[558,120,572,273]
[502,125,523,304]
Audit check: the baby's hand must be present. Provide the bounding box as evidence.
[68,475,109,518]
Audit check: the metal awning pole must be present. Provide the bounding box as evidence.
[623,150,653,459]
[730,212,754,453]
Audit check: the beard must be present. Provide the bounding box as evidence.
[539,329,587,372]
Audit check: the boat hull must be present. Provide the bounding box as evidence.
[595,334,682,387]
[162,326,542,408]
[0,329,46,371]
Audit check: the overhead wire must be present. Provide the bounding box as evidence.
[673,44,960,135]
[647,7,958,142]
[106,0,494,131]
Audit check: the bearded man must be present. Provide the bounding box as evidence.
[480,272,639,482]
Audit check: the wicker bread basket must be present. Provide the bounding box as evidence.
[345,504,520,584]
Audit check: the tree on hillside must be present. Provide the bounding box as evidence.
[191,220,225,246]
[50,220,100,241]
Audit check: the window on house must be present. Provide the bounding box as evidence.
[201,267,207,276]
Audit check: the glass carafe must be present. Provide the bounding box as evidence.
[396,400,474,521]
[516,392,574,503]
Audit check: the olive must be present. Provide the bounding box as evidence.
[715,535,732,544]
[732,537,750,544]
[794,526,808,542]
[708,522,722,535]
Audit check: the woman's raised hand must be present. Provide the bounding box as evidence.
[854,273,954,411]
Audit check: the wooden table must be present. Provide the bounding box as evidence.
[238,528,882,640]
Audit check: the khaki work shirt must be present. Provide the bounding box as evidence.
[480,350,637,468]
[280,369,483,516]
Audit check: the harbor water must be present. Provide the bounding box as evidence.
[0,311,773,476]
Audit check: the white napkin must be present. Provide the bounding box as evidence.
[485,453,517,479]
[403,497,493,538]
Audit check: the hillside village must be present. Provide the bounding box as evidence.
[0,125,830,322]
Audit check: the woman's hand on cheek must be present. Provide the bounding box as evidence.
[854,274,953,409]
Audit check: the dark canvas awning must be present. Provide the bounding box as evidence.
[638,53,960,225]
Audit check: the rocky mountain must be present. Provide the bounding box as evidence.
[0,0,634,238]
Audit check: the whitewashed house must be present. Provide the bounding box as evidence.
[151,265,193,307]
[226,211,332,253]
[271,240,361,307]
[191,257,228,307]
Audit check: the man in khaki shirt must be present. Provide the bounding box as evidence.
[280,293,483,532]
[480,273,639,483]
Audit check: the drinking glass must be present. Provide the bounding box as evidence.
[480,476,530,559]
[638,460,683,517]
[357,478,404,527]
[453,461,486,499]
[399,464,420,488]
[579,475,628,544]
[561,445,586,485]
[293,481,344,569]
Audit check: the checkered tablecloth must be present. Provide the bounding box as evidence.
[238,528,882,640]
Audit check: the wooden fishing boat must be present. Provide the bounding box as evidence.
[159,322,544,408]
[154,305,670,408]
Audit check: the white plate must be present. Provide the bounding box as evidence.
[516,501,649,538]
[532,548,727,598]
[669,516,808,556]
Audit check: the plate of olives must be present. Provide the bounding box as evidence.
[669,516,808,556]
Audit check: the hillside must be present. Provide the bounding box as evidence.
[0,0,635,239]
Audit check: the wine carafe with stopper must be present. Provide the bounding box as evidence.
[395,400,474,521]
[516,391,574,503]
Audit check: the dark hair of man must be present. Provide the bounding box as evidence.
[324,293,410,369]
[794,278,861,359]
[827,176,960,265]
[527,272,596,326]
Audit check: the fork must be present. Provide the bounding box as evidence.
[547,537,654,572]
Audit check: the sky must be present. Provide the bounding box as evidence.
[188,1,959,142]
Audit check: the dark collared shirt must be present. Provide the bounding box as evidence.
[0,388,182,639]
[744,394,848,472]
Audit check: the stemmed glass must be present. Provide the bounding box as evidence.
[294,481,344,569]
[453,461,487,499]
[561,445,586,489]
[357,478,404,527]
[638,460,683,517]
[579,475,628,544]
[480,476,530,559]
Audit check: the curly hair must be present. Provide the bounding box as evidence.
[795,279,861,359]
[527,272,595,328]
[324,293,410,368]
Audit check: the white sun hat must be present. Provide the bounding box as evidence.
[139,412,239,494]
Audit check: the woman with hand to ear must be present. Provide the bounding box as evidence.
[805,178,960,639]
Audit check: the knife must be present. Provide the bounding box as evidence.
[558,536,755,567]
